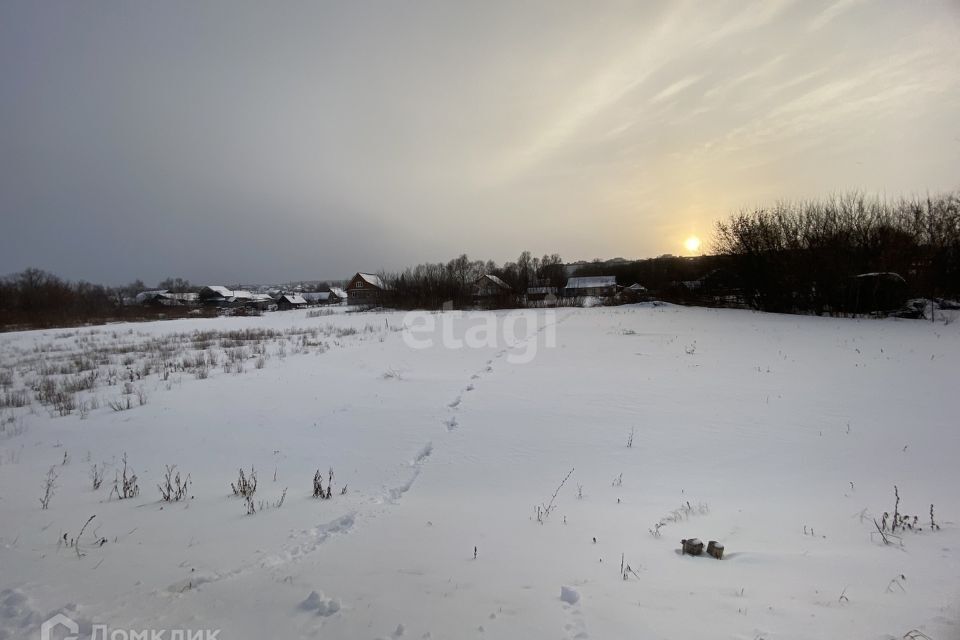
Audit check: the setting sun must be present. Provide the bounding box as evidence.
[684,235,702,254]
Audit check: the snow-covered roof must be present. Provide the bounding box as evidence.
[135,290,168,303]
[302,292,332,302]
[329,287,347,299]
[479,274,511,290]
[203,285,233,298]
[279,294,307,305]
[359,273,384,288]
[526,286,557,295]
[231,290,254,300]
[565,276,616,289]
[353,273,386,289]
[626,283,647,292]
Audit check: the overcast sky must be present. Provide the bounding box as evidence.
[1,1,958,285]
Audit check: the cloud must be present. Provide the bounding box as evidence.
[0,0,958,281]
[807,0,868,31]
[650,75,704,104]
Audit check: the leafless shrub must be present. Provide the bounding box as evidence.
[52,391,76,417]
[0,370,13,392]
[110,453,140,500]
[71,514,102,558]
[0,389,29,408]
[226,347,249,363]
[878,486,938,536]
[892,485,901,532]
[35,375,57,404]
[135,386,148,406]
[61,371,98,393]
[626,427,635,448]
[246,486,288,515]
[535,467,574,524]
[231,466,257,498]
[40,465,58,509]
[650,500,711,537]
[107,396,133,412]
[90,463,104,490]
[195,365,209,380]
[255,355,267,369]
[79,396,99,419]
[313,468,334,499]
[157,464,191,502]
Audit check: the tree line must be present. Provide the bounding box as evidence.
[0,270,206,330]
[378,251,566,309]
[4,191,957,327]
[713,191,960,314]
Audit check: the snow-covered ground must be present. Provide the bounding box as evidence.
[1,305,958,640]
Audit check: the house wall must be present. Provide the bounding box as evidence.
[564,286,616,297]
[346,274,382,305]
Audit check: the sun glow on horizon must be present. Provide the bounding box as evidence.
[684,235,702,254]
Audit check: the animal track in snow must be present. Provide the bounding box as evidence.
[299,590,341,617]
[388,442,433,501]
[262,512,357,568]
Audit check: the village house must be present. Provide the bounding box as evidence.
[276,293,307,310]
[472,274,513,307]
[525,278,559,302]
[135,290,170,305]
[563,275,617,297]
[302,291,334,305]
[198,285,234,306]
[198,286,271,310]
[345,272,387,305]
[474,274,512,297]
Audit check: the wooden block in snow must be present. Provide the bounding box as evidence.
[681,538,704,556]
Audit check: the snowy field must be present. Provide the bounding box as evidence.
[0,305,958,640]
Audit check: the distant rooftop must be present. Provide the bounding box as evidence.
[565,276,616,289]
